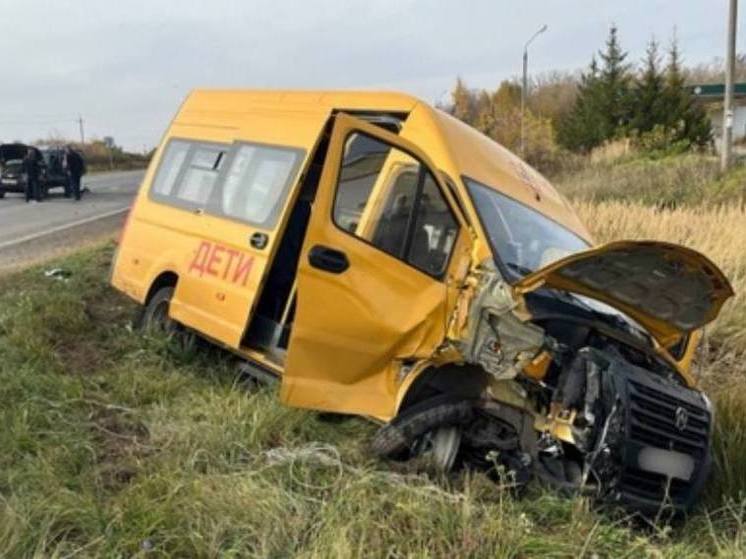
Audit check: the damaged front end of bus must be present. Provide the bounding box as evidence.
[373,214,733,515]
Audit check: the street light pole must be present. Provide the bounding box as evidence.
[521,24,548,157]
[722,0,738,172]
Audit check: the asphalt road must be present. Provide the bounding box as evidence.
[0,170,145,272]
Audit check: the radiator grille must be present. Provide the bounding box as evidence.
[617,378,710,508]
[627,380,709,457]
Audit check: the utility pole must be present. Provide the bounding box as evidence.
[722,0,738,172]
[521,24,548,157]
[77,115,85,145]
[104,136,115,171]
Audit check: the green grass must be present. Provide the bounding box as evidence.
[554,154,746,207]
[1,244,746,557]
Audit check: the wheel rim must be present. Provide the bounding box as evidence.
[430,426,461,471]
[413,425,461,472]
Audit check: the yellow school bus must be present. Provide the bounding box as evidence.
[112,90,732,514]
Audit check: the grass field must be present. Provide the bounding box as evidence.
[2,157,746,557]
[554,153,746,208]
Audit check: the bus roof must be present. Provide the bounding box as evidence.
[182,89,421,114]
[177,89,590,242]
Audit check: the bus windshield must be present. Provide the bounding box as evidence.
[465,178,590,280]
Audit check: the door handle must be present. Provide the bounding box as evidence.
[308,245,350,274]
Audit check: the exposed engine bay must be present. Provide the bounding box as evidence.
[374,265,714,515]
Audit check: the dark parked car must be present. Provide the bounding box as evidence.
[0,143,71,198]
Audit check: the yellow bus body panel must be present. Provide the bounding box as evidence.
[113,89,692,421]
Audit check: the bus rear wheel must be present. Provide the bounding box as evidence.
[139,287,196,354]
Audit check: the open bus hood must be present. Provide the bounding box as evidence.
[514,241,734,347]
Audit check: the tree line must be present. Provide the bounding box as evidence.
[33,136,151,171]
[445,25,713,172]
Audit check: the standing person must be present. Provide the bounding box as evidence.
[22,148,41,203]
[63,145,84,201]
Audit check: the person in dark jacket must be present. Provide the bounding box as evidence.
[22,148,41,203]
[63,146,85,201]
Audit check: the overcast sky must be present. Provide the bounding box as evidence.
[0,0,739,151]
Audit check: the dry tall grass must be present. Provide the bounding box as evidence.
[575,201,746,363]
[576,201,746,505]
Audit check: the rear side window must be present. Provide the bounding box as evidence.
[218,144,302,228]
[151,140,190,197]
[178,145,226,204]
[151,140,227,207]
[332,132,459,278]
[149,138,303,229]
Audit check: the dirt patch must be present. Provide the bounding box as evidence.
[55,340,109,375]
[89,405,153,491]
[82,290,135,327]
[98,463,139,489]
[52,261,136,375]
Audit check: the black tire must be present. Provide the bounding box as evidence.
[371,394,475,460]
[0,189,5,199]
[139,287,176,332]
[139,287,196,353]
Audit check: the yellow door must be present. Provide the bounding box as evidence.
[281,114,470,420]
[163,111,329,348]
[157,139,307,347]
[184,141,307,347]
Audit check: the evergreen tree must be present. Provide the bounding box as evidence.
[597,24,633,135]
[557,57,607,151]
[558,25,632,151]
[664,32,687,128]
[631,37,666,134]
[662,33,711,147]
